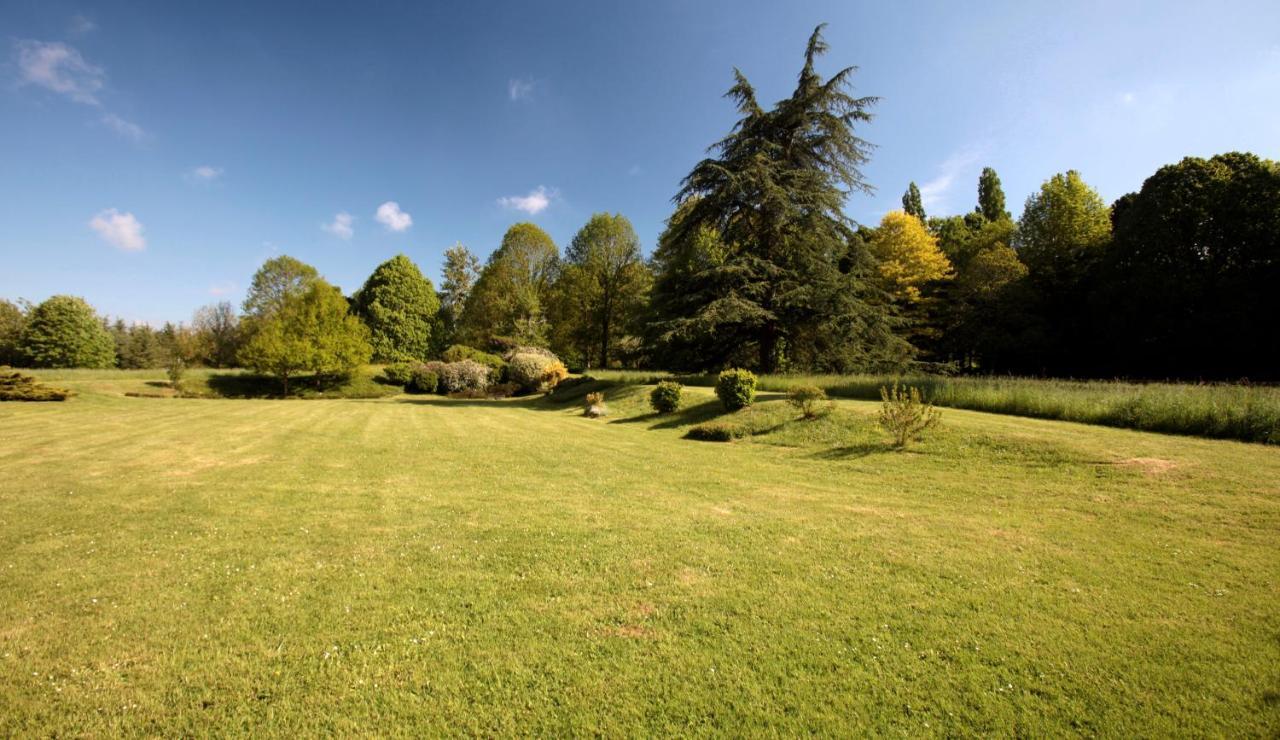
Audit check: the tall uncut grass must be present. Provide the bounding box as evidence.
[591,370,1280,445]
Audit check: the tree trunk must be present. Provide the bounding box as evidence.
[281,373,289,397]
[758,323,778,374]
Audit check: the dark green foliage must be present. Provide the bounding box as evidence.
[786,385,829,419]
[18,296,116,368]
[108,320,169,369]
[650,25,904,373]
[0,300,27,366]
[976,167,1009,222]
[715,368,757,411]
[352,255,440,362]
[0,367,72,401]
[902,181,926,221]
[407,367,438,394]
[381,361,416,386]
[1105,152,1280,379]
[649,381,683,414]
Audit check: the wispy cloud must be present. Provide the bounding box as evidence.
[918,147,985,216]
[15,39,104,104]
[69,14,96,36]
[498,185,556,215]
[323,211,355,239]
[88,208,145,251]
[208,281,236,297]
[102,113,144,141]
[186,165,223,182]
[14,39,146,142]
[374,202,412,232]
[508,78,534,101]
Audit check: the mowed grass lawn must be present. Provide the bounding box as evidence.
[2,373,1279,735]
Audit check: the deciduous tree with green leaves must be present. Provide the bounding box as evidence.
[551,213,651,368]
[460,223,559,348]
[17,295,116,368]
[438,243,480,346]
[242,255,320,320]
[238,281,372,394]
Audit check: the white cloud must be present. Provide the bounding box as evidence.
[88,208,145,251]
[918,148,984,216]
[15,40,105,105]
[1120,91,1136,105]
[188,165,223,181]
[498,185,556,215]
[102,113,144,141]
[69,15,96,35]
[323,211,355,239]
[208,282,236,297]
[508,78,534,101]
[374,201,412,232]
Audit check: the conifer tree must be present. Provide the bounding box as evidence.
[902,182,926,221]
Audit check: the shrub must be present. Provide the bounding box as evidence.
[787,385,829,419]
[381,361,416,386]
[438,359,491,393]
[441,344,506,382]
[583,391,607,418]
[407,367,438,394]
[487,382,520,399]
[508,352,567,393]
[686,421,743,442]
[878,382,942,448]
[715,368,757,411]
[501,345,558,362]
[0,367,72,402]
[166,358,186,391]
[649,381,683,414]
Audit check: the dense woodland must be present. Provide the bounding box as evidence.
[2,27,1277,382]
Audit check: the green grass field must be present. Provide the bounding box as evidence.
[2,371,1279,734]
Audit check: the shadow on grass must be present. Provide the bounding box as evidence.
[805,442,896,460]
[610,398,725,430]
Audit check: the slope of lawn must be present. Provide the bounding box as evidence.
[1,372,1278,735]
[591,370,1280,444]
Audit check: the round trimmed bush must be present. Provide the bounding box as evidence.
[437,360,490,393]
[508,351,568,393]
[715,368,757,411]
[649,381,683,414]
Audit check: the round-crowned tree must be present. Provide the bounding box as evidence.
[351,254,440,362]
[18,295,116,368]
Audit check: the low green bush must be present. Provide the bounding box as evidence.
[441,345,506,382]
[649,381,683,414]
[686,421,743,442]
[407,367,438,394]
[787,385,829,419]
[715,368,757,411]
[381,361,416,386]
[878,382,941,448]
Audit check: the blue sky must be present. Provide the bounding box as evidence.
[2,0,1277,324]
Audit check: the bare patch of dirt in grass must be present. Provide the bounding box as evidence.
[1113,457,1179,475]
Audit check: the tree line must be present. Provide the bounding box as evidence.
[3,25,1276,381]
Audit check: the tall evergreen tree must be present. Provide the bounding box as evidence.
[351,254,440,361]
[976,167,1009,222]
[902,181,926,221]
[654,24,905,372]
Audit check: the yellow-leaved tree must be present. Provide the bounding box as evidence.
[869,210,953,304]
